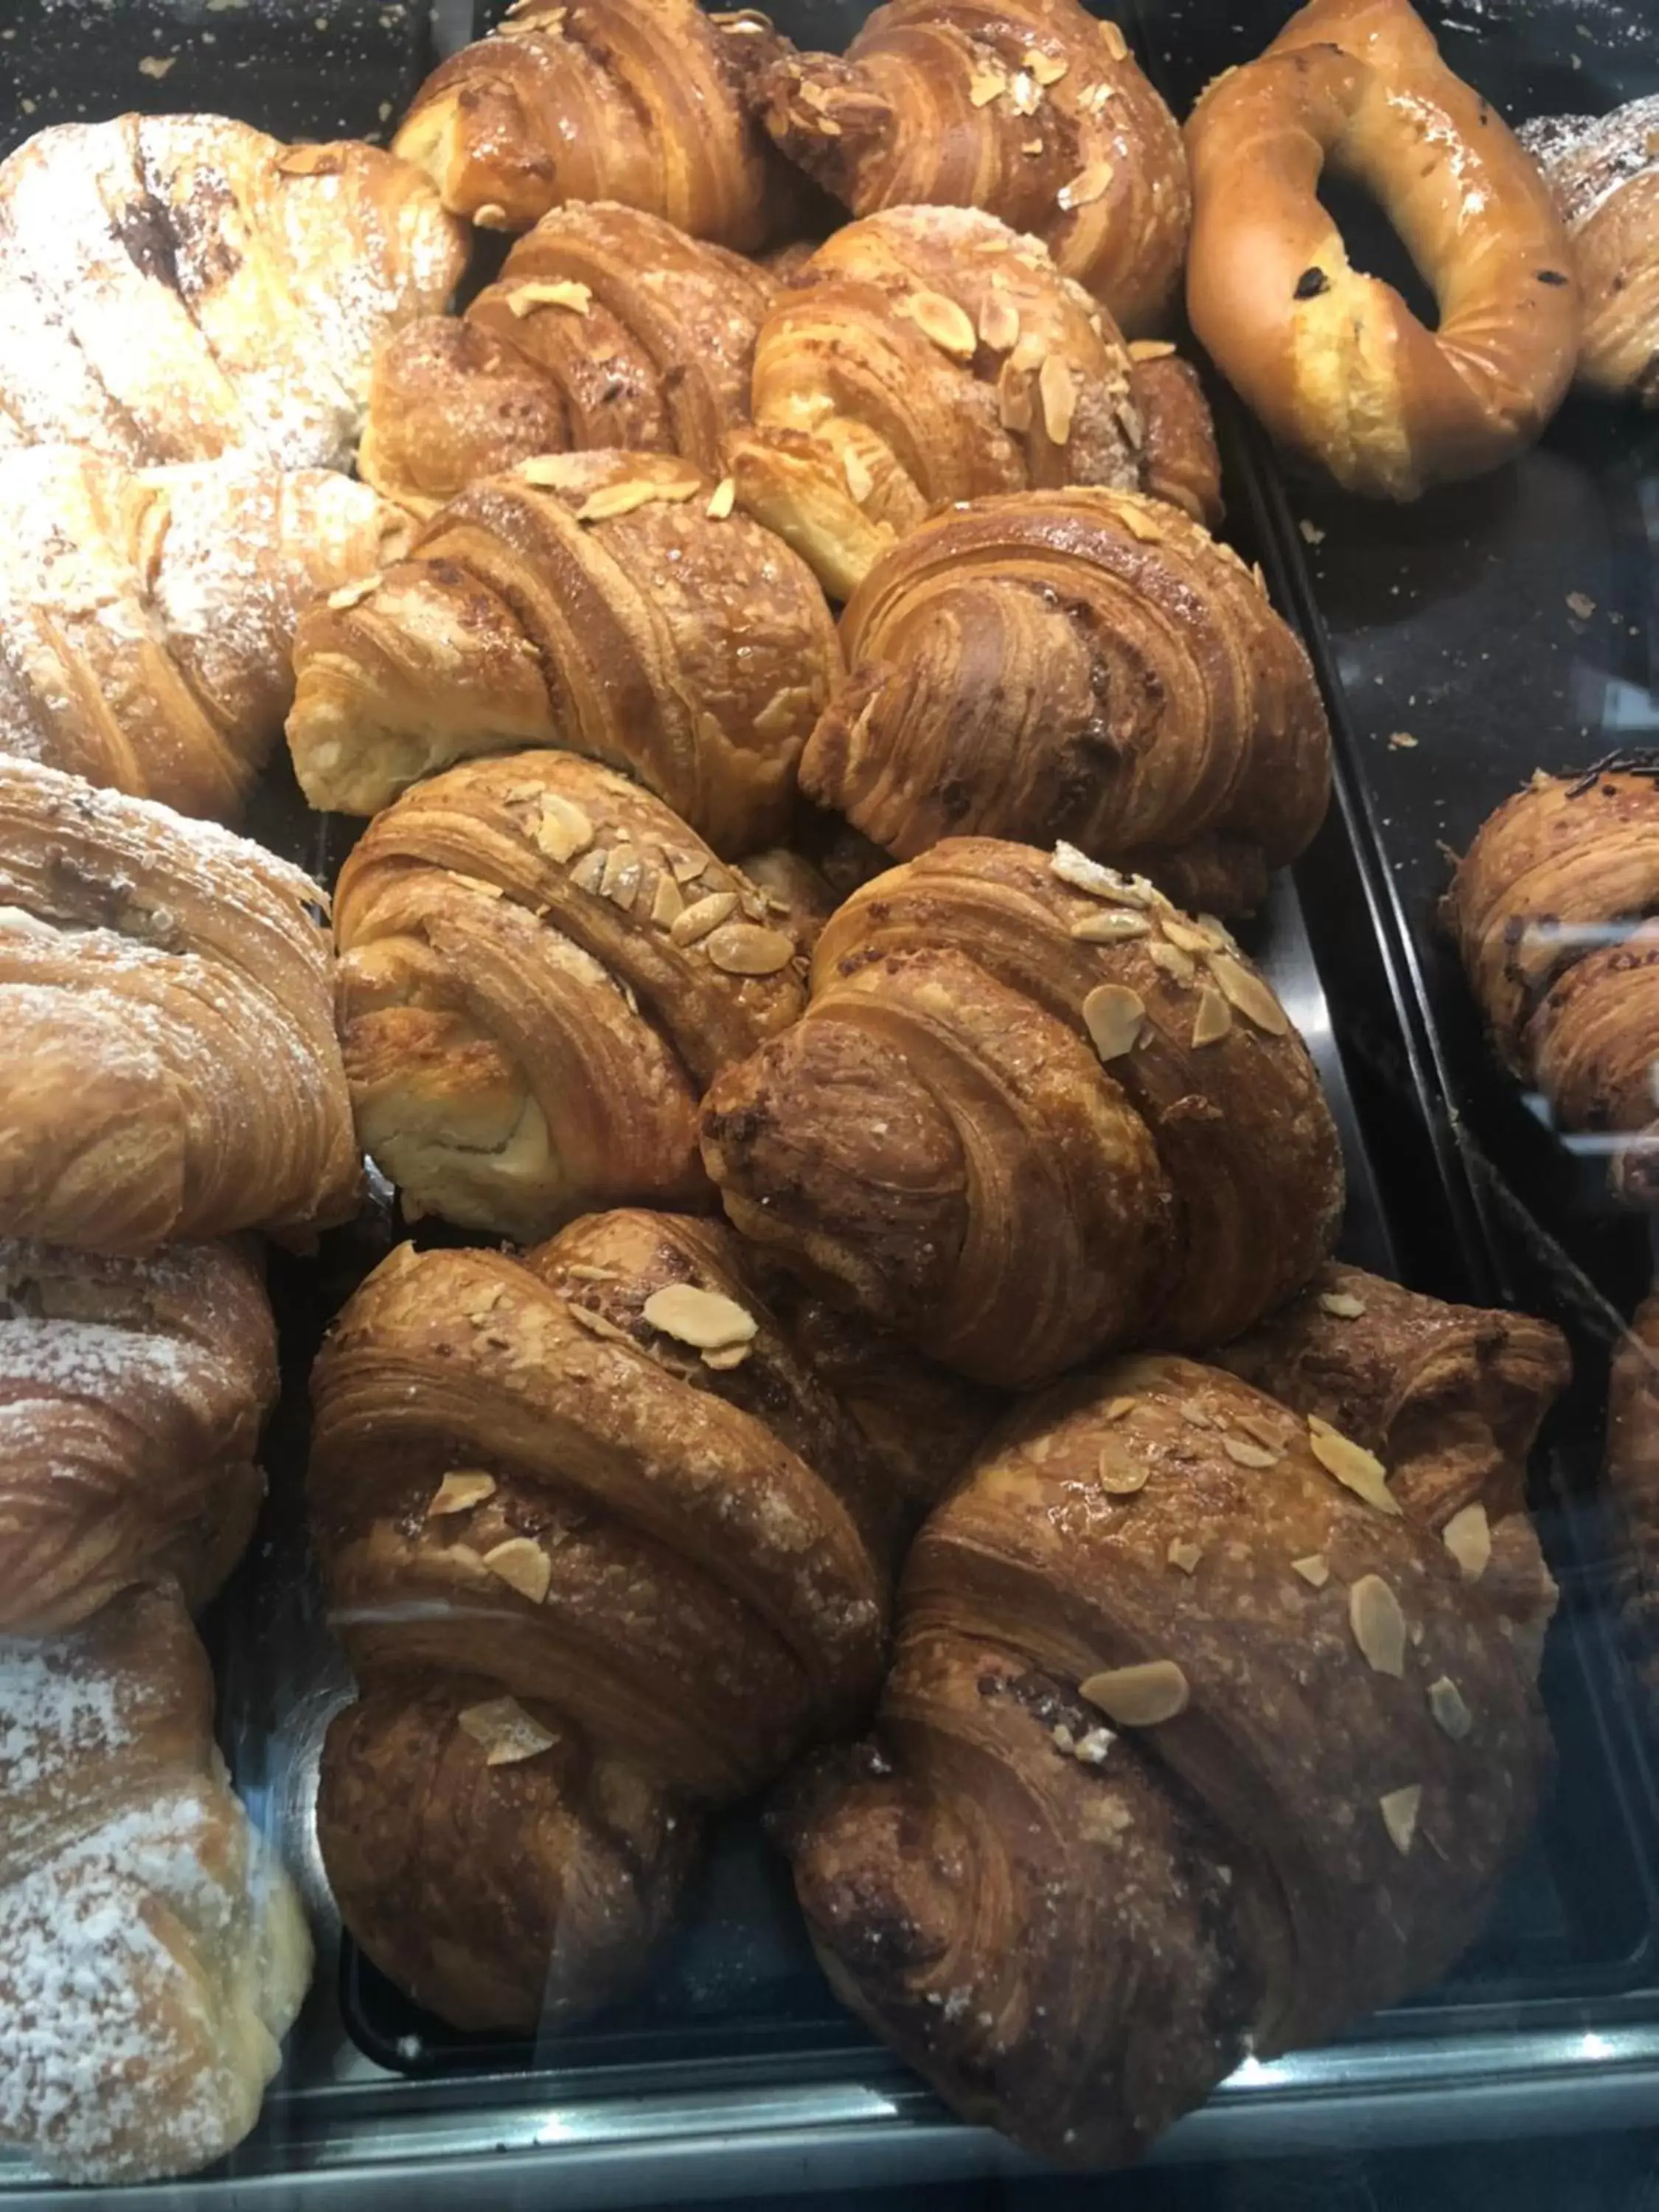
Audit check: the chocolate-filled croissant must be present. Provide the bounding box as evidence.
[359,202,776,516]
[1441,765,1659,1204]
[333,753,809,1241]
[393,0,798,246]
[776,1267,1565,2164]
[287,451,840,848]
[700,837,1343,1387]
[309,1211,891,2031]
[728,206,1219,599]
[759,0,1189,335]
[801,486,1329,911]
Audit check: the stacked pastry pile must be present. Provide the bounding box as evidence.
[0,0,1621,2177]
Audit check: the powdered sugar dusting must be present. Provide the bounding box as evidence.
[1520,96,1659,232]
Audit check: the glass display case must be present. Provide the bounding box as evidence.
[1,0,1657,2199]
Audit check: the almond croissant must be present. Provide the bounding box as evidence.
[393,0,798,247]
[730,206,1219,599]
[759,0,1190,335]
[333,752,809,1242]
[778,1270,1565,2165]
[309,1211,891,2032]
[0,1239,276,1635]
[359,202,776,518]
[0,445,410,821]
[1520,100,1659,406]
[700,837,1343,1388]
[0,761,358,1252]
[802,486,1329,912]
[287,451,841,846]
[0,1583,311,2183]
[1441,765,1659,1204]
[0,116,465,471]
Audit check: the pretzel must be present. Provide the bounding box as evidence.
[1184,0,1581,499]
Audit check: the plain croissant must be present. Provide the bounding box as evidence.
[0,759,358,1251]
[700,836,1343,1388]
[777,1265,1566,2163]
[359,201,776,517]
[758,0,1190,335]
[0,114,465,470]
[0,444,410,820]
[801,485,1329,912]
[287,451,841,849]
[333,752,810,1242]
[309,1211,891,2031]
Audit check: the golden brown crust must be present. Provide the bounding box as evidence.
[800,487,1329,905]
[1129,349,1223,527]
[759,0,1190,334]
[0,116,465,471]
[359,202,776,515]
[1220,1260,1569,1674]
[0,761,358,1251]
[1605,1291,1659,1717]
[779,1340,1555,2164]
[309,1211,890,2031]
[1441,768,1659,1204]
[392,0,798,247]
[0,1238,274,1633]
[286,452,841,849]
[333,753,809,1242]
[700,838,1343,1385]
[0,446,411,821]
[1186,0,1580,498]
[1523,101,1659,406]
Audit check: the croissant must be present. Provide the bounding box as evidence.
[287,451,841,846]
[700,836,1344,1388]
[359,202,776,517]
[0,760,358,1252]
[309,1209,889,2031]
[758,0,1190,335]
[777,1268,1565,2165]
[334,752,809,1242]
[1441,765,1659,1205]
[0,445,409,821]
[393,0,797,247]
[801,486,1329,911]
[1521,100,1659,406]
[0,1582,311,2183]
[1604,1290,1659,1715]
[0,116,465,470]
[0,1238,275,1636]
[729,206,1219,599]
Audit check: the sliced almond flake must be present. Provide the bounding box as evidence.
[1057,157,1115,211]
[599,844,643,908]
[649,872,686,929]
[1167,1538,1203,1575]
[1208,953,1290,1036]
[670,890,740,946]
[1080,1659,1189,1726]
[998,365,1034,432]
[1038,353,1077,445]
[671,851,711,885]
[565,1263,618,1282]
[453,874,505,900]
[474,203,512,229]
[1104,1396,1136,1421]
[1098,1439,1149,1494]
[1082,982,1145,1061]
[1161,916,1221,955]
[458,1697,557,1765]
[520,454,581,486]
[706,921,795,975]
[1052,1721,1076,1752]
[1026,47,1068,83]
[1022,136,1045,154]
[1237,1412,1291,1450]
[1427,1677,1472,1740]
[968,70,1006,105]
[1191,984,1231,1047]
[1441,1501,1491,1581]
[1308,1414,1400,1515]
[843,446,874,504]
[327,573,380,612]
[706,476,737,520]
[1349,1573,1407,1676]
[979,293,1021,352]
[1222,1435,1279,1469]
[428,1470,497,1517]
[1080,79,1117,112]
[898,290,978,360]
[1318,1290,1368,1318]
[507,279,591,316]
[1180,1401,1214,1430]
[1098,16,1129,57]
[1147,939,1197,984]
[577,476,700,523]
[642,1281,758,1352]
[482,1537,553,1604]
[1051,841,1158,905]
[1291,1553,1331,1587]
[565,1300,632,1343]
[1129,338,1178,361]
[534,792,595,863]
[569,847,608,894]
[1070,908,1150,942]
[1379,1783,1422,1856]
[702,1340,753,1371]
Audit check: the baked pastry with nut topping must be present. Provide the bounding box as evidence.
[1522,97,1659,406]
